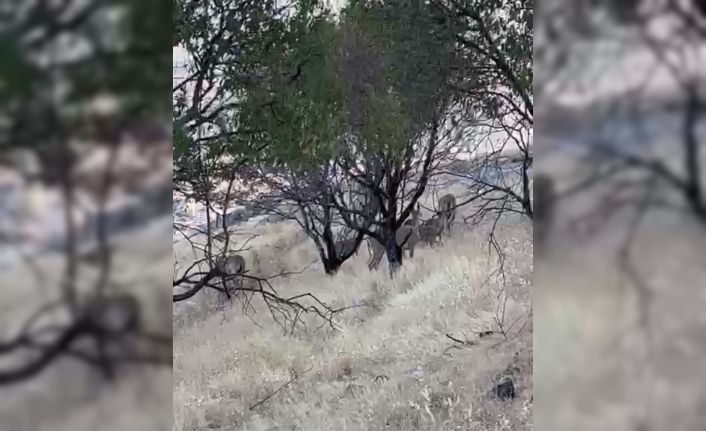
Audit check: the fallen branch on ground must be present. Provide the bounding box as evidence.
[249,365,313,410]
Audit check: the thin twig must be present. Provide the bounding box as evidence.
[248,365,313,410]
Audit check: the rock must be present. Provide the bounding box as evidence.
[410,365,425,381]
[173,199,186,214]
[264,213,285,224]
[244,202,266,217]
[328,357,353,380]
[229,207,249,222]
[492,377,516,401]
[208,207,249,229]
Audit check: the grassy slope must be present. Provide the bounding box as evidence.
[174,220,533,430]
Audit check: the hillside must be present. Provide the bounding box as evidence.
[173,209,533,430]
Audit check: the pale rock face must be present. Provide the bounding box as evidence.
[185,200,197,217]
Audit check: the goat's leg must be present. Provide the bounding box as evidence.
[368,251,381,270]
[375,251,384,269]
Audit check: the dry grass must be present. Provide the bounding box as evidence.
[173,220,533,430]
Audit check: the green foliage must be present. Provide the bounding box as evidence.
[62,0,172,118]
[173,122,192,160]
[0,0,171,152]
[241,12,343,170]
[239,0,459,171]
[175,0,532,180]
[0,35,39,100]
[120,0,173,117]
[434,0,533,120]
[337,0,457,156]
[173,0,292,176]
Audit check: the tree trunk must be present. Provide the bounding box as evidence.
[316,231,343,275]
[521,195,533,220]
[384,234,402,277]
[322,257,343,276]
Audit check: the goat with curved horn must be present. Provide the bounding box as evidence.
[214,254,246,308]
[367,205,421,270]
[437,194,456,237]
[334,237,360,258]
[419,214,444,247]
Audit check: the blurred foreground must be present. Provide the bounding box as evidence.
[536,2,706,430]
[0,1,172,430]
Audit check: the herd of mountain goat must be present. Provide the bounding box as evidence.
[179,168,551,313]
[211,192,460,302]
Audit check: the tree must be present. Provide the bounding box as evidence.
[233,3,376,275]
[234,0,455,274]
[430,0,534,222]
[332,0,463,272]
[248,0,462,274]
[172,0,293,273]
[256,163,372,275]
[172,1,347,329]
